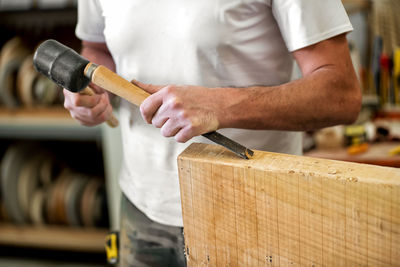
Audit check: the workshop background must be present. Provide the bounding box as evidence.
[0,0,398,266]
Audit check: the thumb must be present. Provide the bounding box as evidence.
[131,79,165,94]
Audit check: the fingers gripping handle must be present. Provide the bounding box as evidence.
[85,63,150,106]
[84,63,254,159]
[80,87,119,128]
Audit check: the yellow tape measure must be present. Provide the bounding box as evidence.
[394,48,400,105]
[105,231,119,265]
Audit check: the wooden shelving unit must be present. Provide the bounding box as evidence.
[0,6,118,262]
[0,223,107,253]
[0,106,74,123]
[0,107,108,254]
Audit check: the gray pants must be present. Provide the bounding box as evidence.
[120,194,186,267]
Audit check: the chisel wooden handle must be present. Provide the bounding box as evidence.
[80,86,119,128]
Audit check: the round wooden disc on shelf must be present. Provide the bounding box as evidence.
[33,76,60,106]
[0,37,31,107]
[0,200,9,222]
[44,182,56,224]
[17,152,46,222]
[80,178,102,227]
[45,171,69,225]
[30,188,46,225]
[16,55,37,107]
[57,171,74,225]
[38,154,59,186]
[64,174,88,226]
[47,170,70,225]
[0,143,36,224]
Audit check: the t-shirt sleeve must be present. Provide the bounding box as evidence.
[272,0,353,52]
[75,0,106,43]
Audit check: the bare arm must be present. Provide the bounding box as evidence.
[80,41,116,73]
[215,34,361,130]
[63,41,116,126]
[139,34,362,142]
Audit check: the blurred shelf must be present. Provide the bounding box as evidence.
[305,142,400,168]
[0,223,107,253]
[342,0,371,14]
[0,8,77,29]
[0,107,101,140]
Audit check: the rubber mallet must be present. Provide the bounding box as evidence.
[33,40,118,127]
[33,39,253,159]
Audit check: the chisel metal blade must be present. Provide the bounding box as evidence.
[202,131,254,159]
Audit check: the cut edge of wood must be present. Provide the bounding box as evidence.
[178,143,400,185]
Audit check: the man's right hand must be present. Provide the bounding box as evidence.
[63,87,113,126]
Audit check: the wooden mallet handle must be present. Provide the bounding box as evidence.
[85,63,150,106]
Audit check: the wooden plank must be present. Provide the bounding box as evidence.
[263,171,280,266]
[191,157,219,266]
[178,143,400,266]
[276,170,300,265]
[321,176,346,266]
[298,169,323,266]
[392,185,400,265]
[233,166,246,266]
[191,159,209,265]
[178,145,201,265]
[213,163,237,266]
[345,182,368,265]
[254,168,268,267]
[367,183,392,266]
[241,167,257,266]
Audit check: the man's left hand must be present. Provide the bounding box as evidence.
[133,80,221,143]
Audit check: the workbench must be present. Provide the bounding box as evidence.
[305,142,400,168]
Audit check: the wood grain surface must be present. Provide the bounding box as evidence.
[178,143,400,266]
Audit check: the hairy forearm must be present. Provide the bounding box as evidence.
[138,34,361,142]
[216,66,361,131]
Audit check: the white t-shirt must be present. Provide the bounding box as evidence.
[76,0,352,226]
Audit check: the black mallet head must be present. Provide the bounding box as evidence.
[33,39,90,92]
